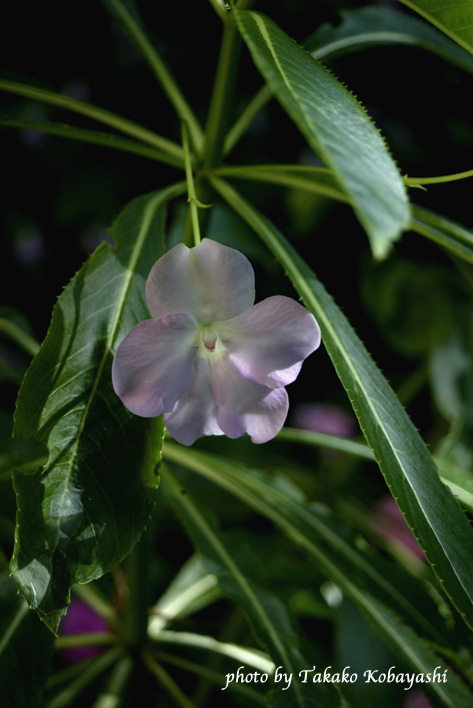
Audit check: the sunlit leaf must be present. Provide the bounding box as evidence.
[212,177,473,631]
[399,0,473,56]
[234,9,410,259]
[11,184,185,633]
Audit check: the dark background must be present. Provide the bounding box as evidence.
[1,0,472,449]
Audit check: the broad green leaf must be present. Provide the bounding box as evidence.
[164,445,473,708]
[307,5,473,73]
[234,9,410,259]
[11,184,185,633]
[0,569,54,708]
[212,176,473,631]
[399,0,473,56]
[163,465,341,708]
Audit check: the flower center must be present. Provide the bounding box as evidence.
[196,324,226,362]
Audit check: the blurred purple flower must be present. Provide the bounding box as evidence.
[291,402,357,437]
[404,691,432,708]
[112,239,320,445]
[60,598,109,663]
[374,496,425,561]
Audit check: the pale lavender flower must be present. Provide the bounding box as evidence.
[112,239,320,446]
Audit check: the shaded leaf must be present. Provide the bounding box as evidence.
[308,5,473,73]
[164,465,341,708]
[0,569,54,708]
[11,184,185,633]
[212,177,473,631]
[234,9,410,259]
[164,444,473,708]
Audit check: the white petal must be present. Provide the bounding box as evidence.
[220,296,321,388]
[112,314,197,417]
[146,239,255,323]
[211,358,288,442]
[164,357,223,446]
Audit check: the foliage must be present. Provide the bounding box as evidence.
[1,0,473,706]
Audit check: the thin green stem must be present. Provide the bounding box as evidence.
[224,85,271,156]
[73,583,119,630]
[214,163,349,202]
[0,117,184,167]
[153,651,267,703]
[277,427,375,460]
[202,12,245,171]
[122,528,152,650]
[208,0,229,21]
[405,169,473,186]
[182,122,203,246]
[54,632,116,650]
[0,317,40,357]
[0,79,184,163]
[46,647,123,708]
[105,0,203,153]
[142,650,197,708]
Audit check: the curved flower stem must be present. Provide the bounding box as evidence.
[105,0,203,153]
[182,122,204,246]
[405,169,473,186]
[0,79,184,164]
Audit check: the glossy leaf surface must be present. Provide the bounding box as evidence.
[234,9,410,259]
[11,185,184,633]
[213,177,473,631]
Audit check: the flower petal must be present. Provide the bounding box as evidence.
[145,239,255,323]
[220,296,321,388]
[212,359,289,443]
[112,314,197,417]
[164,357,223,445]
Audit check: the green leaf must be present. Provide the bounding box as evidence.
[0,79,184,165]
[234,9,410,259]
[212,176,473,632]
[0,116,184,167]
[399,0,473,56]
[164,445,473,708]
[11,184,185,633]
[307,5,473,73]
[410,204,473,266]
[163,465,341,708]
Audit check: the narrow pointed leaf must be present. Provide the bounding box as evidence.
[399,0,473,56]
[164,466,341,708]
[308,5,473,73]
[0,116,185,167]
[234,9,410,259]
[163,445,473,708]
[11,183,185,633]
[213,177,473,631]
[410,204,473,265]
